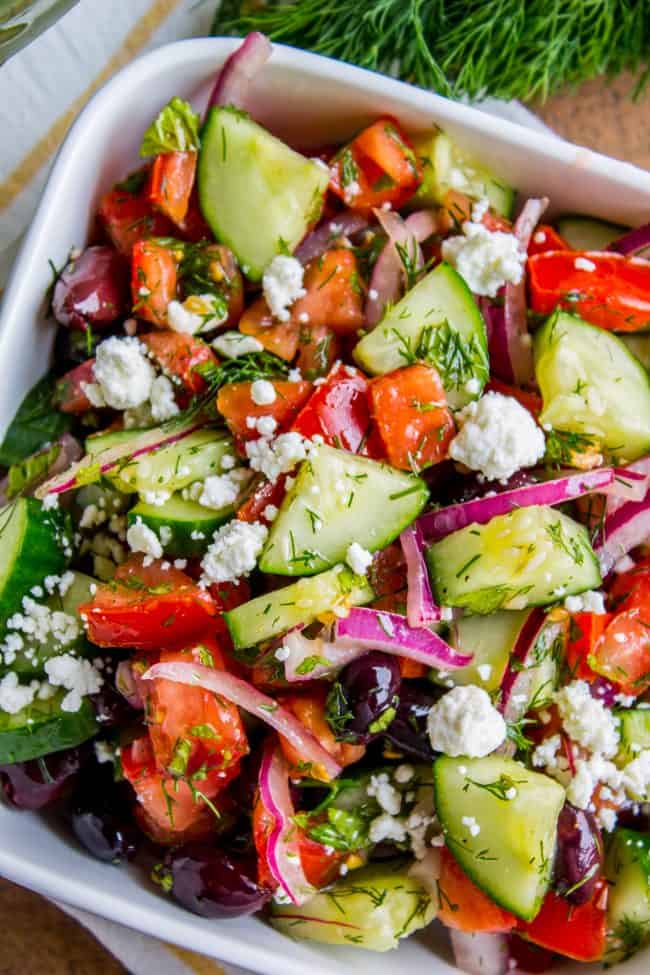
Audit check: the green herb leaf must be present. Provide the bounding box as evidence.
[140,97,200,157]
[0,373,72,467]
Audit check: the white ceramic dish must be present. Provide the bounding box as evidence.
[1,36,650,975]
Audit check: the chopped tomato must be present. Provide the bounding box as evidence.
[437,847,517,933]
[79,555,217,651]
[177,186,211,242]
[608,556,650,606]
[179,243,244,328]
[437,190,512,236]
[369,364,455,471]
[97,175,174,256]
[237,476,288,525]
[527,224,571,257]
[278,690,365,780]
[54,359,96,414]
[292,362,373,453]
[208,579,252,614]
[485,379,542,418]
[330,117,422,212]
[398,657,427,679]
[566,612,612,681]
[296,322,341,380]
[147,150,197,226]
[216,380,313,440]
[291,249,364,334]
[131,239,179,326]
[528,251,650,333]
[239,297,300,360]
[368,541,405,598]
[520,883,607,962]
[590,600,650,696]
[139,330,217,395]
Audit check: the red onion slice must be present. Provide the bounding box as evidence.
[207,32,272,111]
[606,457,650,515]
[115,660,143,710]
[365,208,430,326]
[142,661,341,780]
[419,467,616,542]
[333,608,472,669]
[258,743,315,905]
[450,931,509,975]
[0,433,82,507]
[400,523,441,627]
[295,213,368,265]
[608,222,650,258]
[594,496,650,576]
[282,629,359,683]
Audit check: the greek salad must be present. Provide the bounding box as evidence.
[2,32,650,971]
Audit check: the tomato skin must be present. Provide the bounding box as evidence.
[177,186,211,242]
[291,249,364,334]
[296,322,341,380]
[566,612,612,681]
[528,251,650,332]
[277,690,365,778]
[527,224,570,257]
[608,557,650,606]
[147,150,197,226]
[216,380,313,440]
[437,847,518,933]
[485,379,542,418]
[590,606,650,696]
[98,177,174,256]
[54,359,96,414]
[131,240,179,326]
[437,190,512,236]
[291,362,373,453]
[79,555,217,651]
[369,364,455,471]
[239,297,301,360]
[237,476,288,526]
[519,883,607,962]
[139,330,217,395]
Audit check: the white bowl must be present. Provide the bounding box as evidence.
[1,37,649,975]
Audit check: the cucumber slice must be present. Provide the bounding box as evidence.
[269,860,436,951]
[0,689,97,763]
[412,130,515,218]
[0,499,70,631]
[621,333,650,372]
[534,311,650,463]
[225,564,373,651]
[434,755,564,920]
[353,263,488,409]
[618,709,650,762]
[259,445,428,577]
[86,427,235,494]
[556,215,627,251]
[426,505,601,613]
[431,610,529,691]
[605,829,650,964]
[128,493,232,558]
[198,107,329,280]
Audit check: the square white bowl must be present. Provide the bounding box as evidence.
[1,37,649,975]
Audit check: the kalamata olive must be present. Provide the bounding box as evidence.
[617,804,650,832]
[384,681,440,759]
[69,763,139,863]
[326,651,401,744]
[90,680,139,727]
[164,843,270,918]
[0,745,90,810]
[589,677,618,709]
[507,934,555,973]
[553,802,603,905]
[54,324,105,367]
[52,245,128,330]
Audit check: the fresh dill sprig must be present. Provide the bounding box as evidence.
[213,1,650,103]
[175,350,290,422]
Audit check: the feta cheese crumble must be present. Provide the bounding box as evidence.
[126,517,163,560]
[262,255,306,321]
[44,654,103,713]
[0,673,39,714]
[83,336,155,410]
[441,220,525,298]
[245,432,311,484]
[167,294,226,334]
[427,685,506,757]
[449,392,546,482]
[190,469,249,510]
[555,680,620,757]
[212,331,263,358]
[200,519,268,585]
[149,375,179,422]
[563,590,606,614]
[345,542,373,576]
[250,379,277,405]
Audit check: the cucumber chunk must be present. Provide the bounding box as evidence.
[198,107,329,280]
[534,311,650,463]
[0,499,70,631]
[259,445,428,576]
[225,565,373,651]
[434,755,564,920]
[128,493,233,558]
[353,262,488,408]
[413,130,515,218]
[556,215,627,251]
[618,709,650,762]
[269,860,437,951]
[605,829,650,964]
[87,427,235,494]
[0,690,97,763]
[431,610,529,691]
[426,505,601,613]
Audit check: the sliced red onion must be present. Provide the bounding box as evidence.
[594,496,650,576]
[405,209,437,241]
[295,213,368,264]
[400,523,441,627]
[282,628,359,683]
[35,420,205,498]
[0,433,82,507]
[207,32,272,111]
[115,660,143,710]
[333,608,472,670]
[365,208,426,326]
[258,743,315,905]
[419,467,616,542]
[608,222,650,258]
[498,609,548,725]
[142,661,341,780]
[606,457,650,514]
[450,931,509,975]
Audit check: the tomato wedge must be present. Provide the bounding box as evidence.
[237,476,288,526]
[54,359,96,414]
[296,322,341,380]
[277,690,365,779]
[330,117,422,212]
[566,611,612,681]
[528,251,650,332]
[519,883,607,962]
[139,330,217,395]
[291,249,364,334]
[98,174,174,256]
[292,362,374,454]
[590,603,650,696]
[216,380,313,440]
[239,297,301,360]
[147,150,197,226]
[485,379,542,418]
[527,224,570,257]
[437,847,517,933]
[79,555,217,650]
[131,239,179,327]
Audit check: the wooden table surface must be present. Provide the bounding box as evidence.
[1,69,649,975]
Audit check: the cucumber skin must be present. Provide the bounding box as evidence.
[605,829,650,963]
[127,497,233,558]
[0,693,97,764]
[555,215,626,251]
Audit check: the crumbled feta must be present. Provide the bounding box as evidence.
[461,815,481,837]
[394,764,414,784]
[212,331,263,358]
[262,255,306,321]
[274,645,291,662]
[1,592,80,667]
[79,503,107,530]
[245,432,310,483]
[427,685,506,757]
[287,368,302,383]
[263,504,279,522]
[574,257,597,272]
[42,493,59,511]
[0,673,39,714]
[567,753,623,810]
[194,470,248,510]
[477,664,493,683]
[555,680,620,757]
[367,772,402,815]
[149,375,179,422]
[622,750,650,799]
[441,220,525,298]
[44,654,103,713]
[86,336,155,410]
[142,490,171,507]
[533,230,546,244]
[200,519,268,585]
[564,590,606,614]
[126,517,163,560]
[167,294,225,334]
[464,377,481,396]
[95,741,115,764]
[369,813,407,845]
[345,542,373,576]
[250,379,277,405]
[449,391,545,482]
[255,415,278,438]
